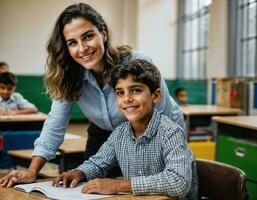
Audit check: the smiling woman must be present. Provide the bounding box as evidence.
[0,2,184,188]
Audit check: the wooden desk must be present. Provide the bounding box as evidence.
[8,137,86,174]
[0,183,175,200]
[0,187,174,200]
[181,105,242,137]
[0,112,48,131]
[212,116,257,200]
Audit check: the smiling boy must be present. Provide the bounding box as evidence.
[0,72,38,115]
[53,59,198,199]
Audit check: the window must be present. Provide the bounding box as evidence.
[229,0,257,77]
[177,0,210,79]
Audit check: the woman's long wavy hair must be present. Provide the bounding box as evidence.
[45,3,132,101]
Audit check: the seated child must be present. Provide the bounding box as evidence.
[53,59,198,199]
[174,87,189,106]
[0,62,10,73]
[0,72,38,115]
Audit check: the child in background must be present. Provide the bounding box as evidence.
[53,59,198,199]
[174,87,189,106]
[0,62,10,73]
[0,72,38,115]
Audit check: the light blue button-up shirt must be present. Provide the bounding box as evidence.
[33,51,184,160]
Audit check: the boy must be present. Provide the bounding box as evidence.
[174,87,188,106]
[0,62,10,73]
[0,72,38,115]
[53,60,198,199]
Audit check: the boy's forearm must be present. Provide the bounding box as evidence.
[13,107,38,115]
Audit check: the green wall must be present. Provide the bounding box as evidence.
[165,79,208,104]
[15,76,208,120]
[16,75,85,121]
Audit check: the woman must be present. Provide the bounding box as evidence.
[0,3,184,187]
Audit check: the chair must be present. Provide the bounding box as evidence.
[197,158,247,200]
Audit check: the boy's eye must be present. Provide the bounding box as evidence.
[131,88,141,94]
[115,90,124,97]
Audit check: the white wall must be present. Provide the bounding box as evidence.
[137,0,178,79]
[0,0,135,75]
[207,0,228,78]
[1,0,228,79]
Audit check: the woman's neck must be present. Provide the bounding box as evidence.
[92,70,104,88]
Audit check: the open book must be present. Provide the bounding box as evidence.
[14,181,111,200]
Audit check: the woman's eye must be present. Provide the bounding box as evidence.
[67,41,77,47]
[83,34,94,41]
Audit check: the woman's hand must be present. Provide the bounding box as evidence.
[52,170,85,188]
[82,178,132,194]
[0,170,36,187]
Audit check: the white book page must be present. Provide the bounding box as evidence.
[64,133,82,139]
[14,181,111,200]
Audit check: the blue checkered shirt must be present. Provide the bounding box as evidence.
[76,109,198,199]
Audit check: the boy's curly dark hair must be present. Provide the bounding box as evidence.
[0,72,16,86]
[109,59,161,93]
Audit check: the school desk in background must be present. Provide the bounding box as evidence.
[0,112,47,131]
[0,112,47,168]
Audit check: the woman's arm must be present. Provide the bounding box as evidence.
[0,100,73,187]
[0,156,46,187]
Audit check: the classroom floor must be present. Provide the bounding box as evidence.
[0,121,89,178]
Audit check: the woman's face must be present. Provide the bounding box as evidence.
[63,17,106,74]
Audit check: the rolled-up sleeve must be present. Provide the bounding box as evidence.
[33,100,73,161]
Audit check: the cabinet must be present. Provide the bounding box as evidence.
[182,105,242,160]
[213,116,257,200]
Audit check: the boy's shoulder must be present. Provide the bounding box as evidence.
[157,113,184,137]
[111,121,130,138]
[11,92,24,99]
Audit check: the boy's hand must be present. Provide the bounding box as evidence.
[52,170,85,188]
[0,108,7,115]
[0,170,36,187]
[5,110,18,115]
[82,178,131,194]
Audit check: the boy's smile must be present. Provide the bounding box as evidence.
[0,83,15,101]
[115,75,161,136]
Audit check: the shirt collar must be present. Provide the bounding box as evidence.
[126,108,161,140]
[83,69,89,80]
[0,94,15,102]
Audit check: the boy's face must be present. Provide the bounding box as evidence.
[0,65,9,73]
[0,83,15,100]
[177,90,188,103]
[115,75,161,126]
